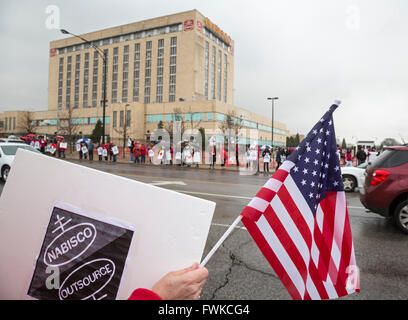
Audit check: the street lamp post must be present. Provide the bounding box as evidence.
[267,97,279,169]
[60,29,107,145]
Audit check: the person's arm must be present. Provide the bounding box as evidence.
[128,263,208,300]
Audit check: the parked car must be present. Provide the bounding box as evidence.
[0,138,25,144]
[360,146,408,234]
[0,143,41,182]
[341,162,368,192]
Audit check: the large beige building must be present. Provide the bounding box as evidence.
[0,9,287,147]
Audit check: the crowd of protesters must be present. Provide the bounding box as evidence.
[15,133,385,171]
[337,145,381,167]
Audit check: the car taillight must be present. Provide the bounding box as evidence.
[370,170,390,186]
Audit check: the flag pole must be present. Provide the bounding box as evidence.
[200,215,243,267]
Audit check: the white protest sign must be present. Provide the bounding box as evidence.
[102,149,108,157]
[49,146,56,155]
[97,147,103,156]
[175,152,182,160]
[34,141,40,149]
[0,150,215,300]
[194,152,201,163]
[263,154,270,163]
[166,150,172,161]
[59,142,67,149]
[76,144,81,152]
[148,149,154,158]
[185,151,192,164]
[82,146,88,154]
[250,150,258,161]
[112,146,119,155]
[158,150,164,160]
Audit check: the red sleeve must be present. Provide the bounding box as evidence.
[128,288,162,300]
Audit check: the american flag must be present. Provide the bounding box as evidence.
[241,102,359,300]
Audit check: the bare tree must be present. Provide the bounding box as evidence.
[164,107,202,142]
[18,111,37,134]
[113,104,133,158]
[218,110,244,141]
[57,107,80,153]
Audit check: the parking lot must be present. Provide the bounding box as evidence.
[1,161,407,299]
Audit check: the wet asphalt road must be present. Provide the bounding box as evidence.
[1,160,407,300]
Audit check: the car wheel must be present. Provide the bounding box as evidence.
[1,165,10,182]
[394,199,408,234]
[342,175,356,192]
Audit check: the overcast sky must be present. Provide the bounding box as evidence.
[0,0,407,145]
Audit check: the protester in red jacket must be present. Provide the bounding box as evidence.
[128,263,209,300]
[140,144,147,164]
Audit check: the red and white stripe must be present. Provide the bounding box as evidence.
[241,160,359,300]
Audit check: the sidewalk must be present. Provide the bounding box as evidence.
[60,152,277,174]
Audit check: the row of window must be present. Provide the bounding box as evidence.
[112,110,131,128]
[203,27,231,52]
[31,117,111,126]
[145,112,286,134]
[58,37,177,109]
[2,117,16,131]
[56,24,182,55]
[204,41,227,103]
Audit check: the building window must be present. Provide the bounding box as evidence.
[126,110,131,126]
[112,47,118,103]
[74,54,80,108]
[83,53,89,108]
[58,57,64,109]
[216,113,226,122]
[156,39,164,103]
[66,56,72,108]
[113,111,117,128]
[92,51,99,107]
[223,54,227,103]
[144,41,152,104]
[119,110,124,127]
[122,45,129,103]
[204,42,209,100]
[217,50,222,101]
[169,37,177,102]
[146,114,163,123]
[133,43,140,102]
[211,46,216,100]
[206,112,214,121]
[185,113,204,122]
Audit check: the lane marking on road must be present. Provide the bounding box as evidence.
[172,189,253,200]
[348,206,366,210]
[149,181,187,186]
[173,189,367,211]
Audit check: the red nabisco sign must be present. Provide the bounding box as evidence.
[50,48,56,57]
[184,19,194,31]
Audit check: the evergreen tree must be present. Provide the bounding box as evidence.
[157,120,164,129]
[295,133,300,146]
[90,119,103,143]
[341,138,347,149]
